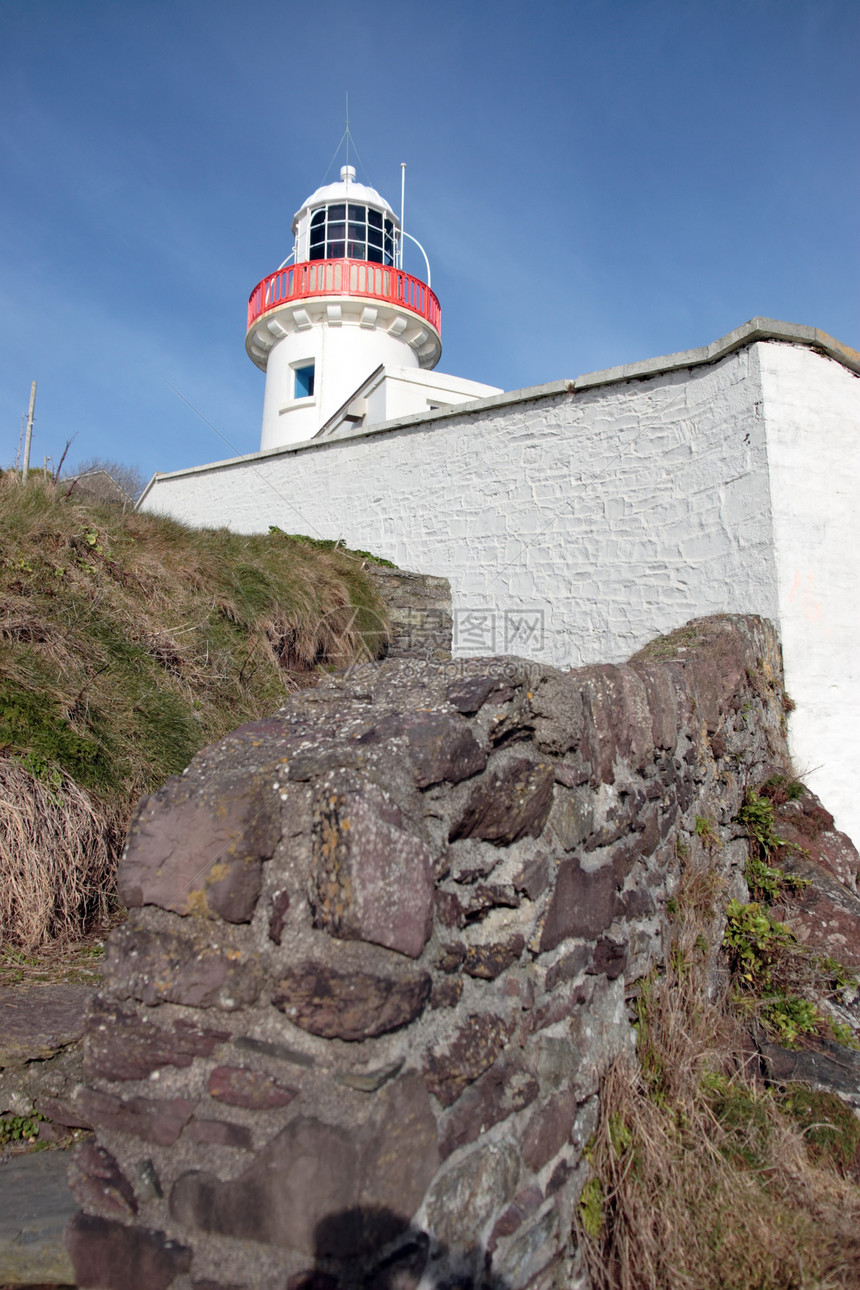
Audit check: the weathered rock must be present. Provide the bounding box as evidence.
[589,934,629,980]
[627,661,681,753]
[360,1073,440,1226]
[778,849,860,969]
[435,888,466,929]
[450,757,554,845]
[522,1089,578,1172]
[104,921,262,1010]
[66,1213,192,1290]
[272,963,431,1040]
[311,784,434,958]
[492,1205,559,1287]
[489,1186,544,1248]
[334,1059,404,1092]
[83,998,228,1080]
[440,1061,539,1157]
[513,853,551,899]
[233,1034,316,1068]
[0,983,92,1067]
[539,861,618,951]
[759,1038,860,1107]
[170,1117,359,1251]
[430,977,463,1009]
[358,710,486,785]
[35,1091,93,1129]
[75,1087,196,1146]
[118,771,280,922]
[464,935,525,980]
[461,882,522,920]
[0,1149,77,1286]
[436,942,467,972]
[531,982,588,1033]
[68,1140,138,1218]
[424,1138,520,1252]
[185,1117,254,1148]
[424,1013,513,1107]
[544,945,591,992]
[529,674,586,755]
[268,887,291,944]
[447,674,515,715]
[775,792,860,893]
[548,786,595,851]
[207,1064,298,1109]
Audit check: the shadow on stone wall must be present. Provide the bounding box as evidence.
[288,1210,510,1290]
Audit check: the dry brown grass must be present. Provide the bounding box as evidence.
[0,759,118,951]
[575,858,860,1290]
[0,474,390,949]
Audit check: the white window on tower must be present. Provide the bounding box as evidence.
[294,363,315,399]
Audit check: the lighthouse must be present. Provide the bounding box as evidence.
[245,164,500,450]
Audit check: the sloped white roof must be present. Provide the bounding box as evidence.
[291,177,397,234]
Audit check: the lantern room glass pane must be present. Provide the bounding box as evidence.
[304,202,400,263]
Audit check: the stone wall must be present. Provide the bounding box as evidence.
[137,323,860,845]
[66,616,804,1289]
[368,566,452,661]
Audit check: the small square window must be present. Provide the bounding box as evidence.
[294,363,315,398]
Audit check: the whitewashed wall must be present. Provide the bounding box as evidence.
[141,337,859,841]
[760,344,860,843]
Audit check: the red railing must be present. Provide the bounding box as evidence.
[247,259,441,334]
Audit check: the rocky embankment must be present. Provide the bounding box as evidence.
[1,614,858,1290]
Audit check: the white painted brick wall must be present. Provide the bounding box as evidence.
[760,343,860,843]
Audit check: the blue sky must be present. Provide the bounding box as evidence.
[1,0,857,483]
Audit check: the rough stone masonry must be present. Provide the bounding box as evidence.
[64,615,835,1290]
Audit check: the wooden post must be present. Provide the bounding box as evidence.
[21,381,37,482]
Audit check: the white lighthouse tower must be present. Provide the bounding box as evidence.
[245,164,500,450]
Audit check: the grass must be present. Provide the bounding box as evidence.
[575,853,860,1290]
[0,474,391,950]
[0,919,116,988]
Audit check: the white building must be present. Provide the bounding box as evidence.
[140,318,860,845]
[244,165,500,449]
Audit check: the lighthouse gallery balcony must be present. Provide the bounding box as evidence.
[247,259,441,349]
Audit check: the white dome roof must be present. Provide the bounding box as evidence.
[291,166,397,235]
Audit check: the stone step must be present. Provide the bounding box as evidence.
[0,1149,77,1286]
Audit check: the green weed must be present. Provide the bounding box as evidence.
[578,1177,604,1239]
[0,1112,44,1146]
